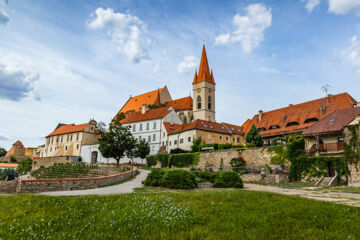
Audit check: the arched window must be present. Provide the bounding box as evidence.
[208,96,211,110]
[197,96,201,109]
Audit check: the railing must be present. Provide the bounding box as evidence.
[309,142,344,154]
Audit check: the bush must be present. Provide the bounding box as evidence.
[218,144,232,150]
[200,143,218,151]
[213,171,243,188]
[16,158,33,175]
[193,171,219,183]
[30,163,101,179]
[161,170,197,189]
[143,168,166,186]
[232,144,245,149]
[146,155,157,167]
[157,154,170,168]
[10,156,17,163]
[230,158,246,173]
[170,148,188,154]
[170,153,199,168]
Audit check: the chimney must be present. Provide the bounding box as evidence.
[141,104,147,114]
[258,110,263,122]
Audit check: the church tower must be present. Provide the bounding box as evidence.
[192,44,216,122]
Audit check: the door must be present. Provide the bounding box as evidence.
[327,161,335,177]
[91,151,98,164]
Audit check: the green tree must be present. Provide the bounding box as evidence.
[17,158,33,175]
[98,120,135,168]
[135,139,150,165]
[245,125,264,147]
[0,147,6,157]
[191,137,202,152]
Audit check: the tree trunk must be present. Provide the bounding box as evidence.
[116,159,120,168]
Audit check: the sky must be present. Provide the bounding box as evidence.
[1,0,360,150]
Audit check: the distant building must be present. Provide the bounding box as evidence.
[42,119,99,158]
[242,93,358,145]
[5,140,34,158]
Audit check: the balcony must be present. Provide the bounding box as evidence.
[308,142,344,156]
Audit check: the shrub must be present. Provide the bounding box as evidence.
[10,156,17,163]
[200,143,218,151]
[157,154,170,168]
[16,158,33,175]
[245,125,263,147]
[232,144,245,149]
[161,170,197,189]
[143,168,166,186]
[170,153,199,168]
[170,148,188,154]
[146,155,157,167]
[30,163,100,179]
[218,144,232,150]
[214,171,243,188]
[193,171,219,183]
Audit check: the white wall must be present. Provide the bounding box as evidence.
[168,129,196,151]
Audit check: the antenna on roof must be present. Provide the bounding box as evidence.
[321,84,332,97]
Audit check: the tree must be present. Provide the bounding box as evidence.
[191,137,202,152]
[245,125,264,147]
[0,147,6,157]
[98,120,135,168]
[135,139,150,165]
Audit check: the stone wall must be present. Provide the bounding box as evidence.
[32,156,71,171]
[0,180,17,193]
[16,167,137,193]
[0,156,27,163]
[348,162,360,186]
[241,173,289,183]
[197,147,274,168]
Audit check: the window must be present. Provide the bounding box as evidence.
[50,147,52,152]
[226,136,229,141]
[56,137,59,143]
[208,96,211,110]
[133,124,136,132]
[153,134,156,141]
[169,141,171,146]
[153,122,156,129]
[304,118,318,124]
[76,133,79,141]
[146,122,150,130]
[76,144,79,149]
[174,140,177,145]
[61,136,63,142]
[148,136,151,142]
[70,135,73,141]
[286,122,299,127]
[188,137,191,142]
[163,132,165,137]
[152,146,155,152]
[140,124,143,131]
[269,125,280,129]
[65,145,68,151]
[162,141,164,146]
[139,136,142,141]
[197,95,202,109]
[232,138,235,142]
[180,138,184,144]
[220,136,223,140]
[67,135,69,142]
[237,137,240,143]
[338,137,344,142]
[258,127,266,131]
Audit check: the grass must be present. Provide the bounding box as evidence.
[101,171,140,187]
[316,186,360,194]
[1,190,360,239]
[245,181,315,189]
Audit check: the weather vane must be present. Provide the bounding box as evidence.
[321,84,332,96]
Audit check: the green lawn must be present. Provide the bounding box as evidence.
[1,190,360,239]
[245,181,315,189]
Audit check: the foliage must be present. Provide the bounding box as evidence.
[146,155,157,167]
[268,145,287,165]
[143,168,166,187]
[213,171,244,188]
[245,125,263,147]
[157,154,170,168]
[191,137,202,152]
[286,135,305,161]
[230,158,245,173]
[135,139,150,160]
[170,148,189,154]
[265,164,273,174]
[0,147,6,157]
[99,120,135,167]
[161,170,197,189]
[289,156,349,181]
[0,168,17,181]
[270,136,286,146]
[193,171,220,183]
[218,143,233,150]
[16,157,33,175]
[170,153,199,168]
[10,156,17,163]
[344,124,360,164]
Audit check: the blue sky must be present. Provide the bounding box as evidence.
[1,0,360,149]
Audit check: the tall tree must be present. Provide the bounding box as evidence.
[0,147,6,157]
[135,139,150,165]
[245,125,264,147]
[98,120,134,168]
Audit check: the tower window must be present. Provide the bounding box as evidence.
[208,96,211,110]
[197,96,202,109]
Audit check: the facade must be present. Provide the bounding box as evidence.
[165,120,243,151]
[5,140,34,158]
[302,107,360,156]
[242,93,358,145]
[42,120,99,157]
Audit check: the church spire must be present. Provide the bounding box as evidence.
[193,43,215,85]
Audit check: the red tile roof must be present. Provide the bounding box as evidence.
[164,119,238,135]
[120,107,172,124]
[242,92,357,138]
[118,88,164,114]
[13,140,24,147]
[193,45,215,85]
[303,107,360,135]
[47,123,89,137]
[165,96,193,111]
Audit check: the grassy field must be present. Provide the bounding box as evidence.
[1,190,360,239]
[245,181,315,189]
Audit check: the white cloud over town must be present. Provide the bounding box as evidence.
[88,8,149,63]
[342,36,360,75]
[301,0,321,12]
[215,3,272,53]
[177,56,198,74]
[328,0,360,15]
[0,9,8,25]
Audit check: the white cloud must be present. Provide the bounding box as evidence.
[0,132,8,141]
[177,56,198,74]
[301,0,321,12]
[87,8,149,63]
[215,3,272,53]
[342,36,360,75]
[0,9,9,25]
[328,0,360,15]
[0,53,40,101]
[152,62,160,74]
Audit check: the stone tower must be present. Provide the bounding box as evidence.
[192,44,216,122]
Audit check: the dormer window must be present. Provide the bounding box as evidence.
[322,106,326,111]
[286,122,299,127]
[258,127,266,131]
[269,125,280,129]
[304,118,318,124]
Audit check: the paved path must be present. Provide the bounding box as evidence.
[39,169,150,196]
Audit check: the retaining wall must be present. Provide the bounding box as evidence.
[0,180,17,193]
[32,156,71,171]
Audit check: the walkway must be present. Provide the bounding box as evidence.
[39,169,150,196]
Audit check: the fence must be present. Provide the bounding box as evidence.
[189,166,262,174]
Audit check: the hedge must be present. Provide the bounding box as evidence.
[170,153,199,168]
[290,156,349,181]
[146,155,157,167]
[213,171,244,188]
[143,168,166,186]
[198,143,245,152]
[161,170,197,189]
[193,171,219,183]
[157,154,170,168]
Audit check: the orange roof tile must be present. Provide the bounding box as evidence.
[47,123,89,137]
[0,163,18,168]
[118,88,164,114]
[193,45,215,85]
[120,107,172,124]
[165,96,193,111]
[165,120,234,135]
[241,92,357,138]
[13,140,24,147]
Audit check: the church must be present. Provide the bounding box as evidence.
[114,44,216,124]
